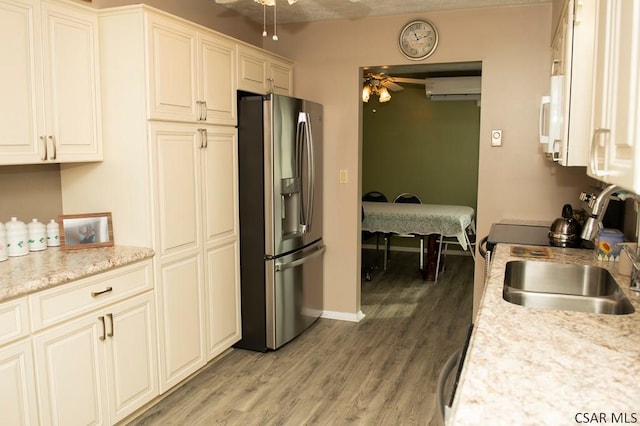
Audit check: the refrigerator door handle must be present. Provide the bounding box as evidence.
[275,245,325,271]
[297,112,314,233]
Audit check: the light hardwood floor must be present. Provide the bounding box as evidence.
[130,251,474,426]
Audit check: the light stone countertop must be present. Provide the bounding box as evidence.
[0,245,154,303]
[449,244,640,425]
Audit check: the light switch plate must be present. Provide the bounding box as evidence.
[491,129,502,147]
[339,169,348,184]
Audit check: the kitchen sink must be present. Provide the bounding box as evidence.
[503,260,635,315]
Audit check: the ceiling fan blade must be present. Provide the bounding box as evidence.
[215,0,238,3]
[382,80,404,92]
[392,77,427,86]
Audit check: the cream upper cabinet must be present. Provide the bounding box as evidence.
[548,0,596,166]
[588,0,640,191]
[237,43,293,95]
[0,0,102,165]
[147,12,237,126]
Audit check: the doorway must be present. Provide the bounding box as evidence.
[360,61,482,280]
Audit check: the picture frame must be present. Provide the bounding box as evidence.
[58,212,114,250]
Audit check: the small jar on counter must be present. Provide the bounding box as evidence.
[28,219,47,251]
[46,219,60,247]
[0,222,7,262]
[6,217,29,257]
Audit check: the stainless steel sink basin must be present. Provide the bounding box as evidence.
[503,260,635,315]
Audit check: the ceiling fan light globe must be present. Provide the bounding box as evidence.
[362,86,371,102]
[378,87,391,102]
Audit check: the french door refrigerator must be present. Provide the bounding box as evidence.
[235,92,324,352]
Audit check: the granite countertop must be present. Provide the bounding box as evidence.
[0,245,154,303]
[449,244,640,425]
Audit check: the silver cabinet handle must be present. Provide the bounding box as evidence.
[91,286,113,297]
[98,316,106,341]
[202,101,207,121]
[106,313,114,337]
[196,101,203,121]
[39,136,47,161]
[197,128,207,148]
[48,135,56,160]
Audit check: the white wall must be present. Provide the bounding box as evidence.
[264,4,598,317]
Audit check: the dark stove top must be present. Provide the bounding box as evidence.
[487,222,551,250]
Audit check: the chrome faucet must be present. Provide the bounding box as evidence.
[580,184,640,241]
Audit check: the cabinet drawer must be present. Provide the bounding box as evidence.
[30,260,152,331]
[0,297,30,346]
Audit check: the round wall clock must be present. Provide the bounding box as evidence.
[398,19,439,61]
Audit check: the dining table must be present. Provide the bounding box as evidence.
[361,201,476,281]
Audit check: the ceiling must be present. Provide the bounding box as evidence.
[213,0,549,25]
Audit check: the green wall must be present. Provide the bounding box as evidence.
[363,84,480,209]
[362,84,480,250]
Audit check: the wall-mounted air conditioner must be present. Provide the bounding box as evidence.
[424,76,482,101]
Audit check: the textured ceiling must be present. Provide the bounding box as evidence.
[213,0,549,24]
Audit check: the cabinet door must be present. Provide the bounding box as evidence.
[152,123,202,258]
[41,1,102,162]
[201,127,240,360]
[0,339,39,426]
[147,13,198,121]
[202,126,238,243]
[33,314,107,426]
[269,58,294,96]
[156,255,205,392]
[199,32,237,126]
[104,292,158,423]
[205,240,241,360]
[0,0,45,164]
[589,0,640,189]
[237,45,267,94]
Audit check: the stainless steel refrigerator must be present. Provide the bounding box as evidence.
[235,93,324,352]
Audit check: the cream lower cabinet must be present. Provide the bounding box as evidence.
[0,339,39,426]
[588,0,640,190]
[0,296,38,426]
[0,0,102,165]
[33,291,157,425]
[30,261,157,425]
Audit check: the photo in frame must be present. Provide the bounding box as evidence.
[58,212,114,250]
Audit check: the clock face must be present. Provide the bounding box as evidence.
[399,20,438,60]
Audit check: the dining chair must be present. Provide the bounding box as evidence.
[391,192,424,270]
[362,191,389,276]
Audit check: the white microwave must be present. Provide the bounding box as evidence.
[539,75,564,162]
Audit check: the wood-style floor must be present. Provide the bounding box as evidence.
[130,250,474,426]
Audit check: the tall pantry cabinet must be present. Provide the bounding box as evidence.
[60,5,241,393]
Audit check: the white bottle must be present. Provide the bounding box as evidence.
[6,217,29,257]
[46,219,60,247]
[28,219,47,251]
[0,222,7,262]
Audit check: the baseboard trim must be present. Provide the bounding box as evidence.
[321,310,366,322]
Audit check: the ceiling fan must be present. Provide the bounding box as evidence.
[362,72,420,103]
